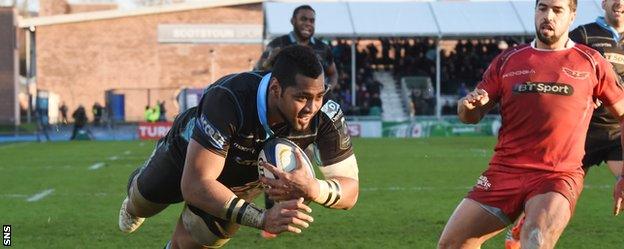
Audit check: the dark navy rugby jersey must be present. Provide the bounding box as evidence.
[189,71,353,188]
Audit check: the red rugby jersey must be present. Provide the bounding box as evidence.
[477,41,624,172]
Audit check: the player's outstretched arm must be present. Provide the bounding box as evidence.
[457,88,495,124]
[182,139,313,233]
[261,150,359,210]
[605,100,624,216]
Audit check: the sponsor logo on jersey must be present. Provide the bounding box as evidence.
[604,53,624,65]
[502,69,535,79]
[513,82,574,96]
[591,42,612,48]
[321,100,343,122]
[232,142,255,153]
[476,175,491,190]
[562,67,590,80]
[198,114,227,150]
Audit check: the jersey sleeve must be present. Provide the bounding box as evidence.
[594,55,624,106]
[475,51,505,103]
[569,25,586,45]
[191,87,241,157]
[315,100,354,166]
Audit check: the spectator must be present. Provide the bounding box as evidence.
[92,102,103,126]
[71,105,88,140]
[158,101,167,121]
[59,102,68,124]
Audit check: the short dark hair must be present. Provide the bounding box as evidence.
[535,0,577,12]
[292,5,315,19]
[272,45,323,89]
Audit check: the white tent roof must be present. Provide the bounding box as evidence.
[349,2,438,37]
[264,0,607,38]
[263,2,354,37]
[431,1,526,37]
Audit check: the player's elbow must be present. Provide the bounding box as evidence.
[180,174,197,203]
[341,192,359,210]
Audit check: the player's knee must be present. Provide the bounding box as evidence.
[128,180,168,218]
[437,235,467,249]
[181,205,235,248]
[523,226,545,249]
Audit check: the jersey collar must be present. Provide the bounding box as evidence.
[288,31,316,45]
[530,39,574,51]
[596,16,621,42]
[257,73,274,138]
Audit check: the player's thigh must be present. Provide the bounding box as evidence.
[438,198,507,249]
[522,192,571,248]
[130,142,183,216]
[177,204,239,248]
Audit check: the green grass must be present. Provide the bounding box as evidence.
[0,138,621,248]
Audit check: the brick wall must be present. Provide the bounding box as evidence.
[39,0,70,16]
[36,3,264,121]
[0,7,18,125]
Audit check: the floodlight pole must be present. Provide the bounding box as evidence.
[435,37,441,119]
[351,38,356,108]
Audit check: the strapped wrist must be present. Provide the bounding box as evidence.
[224,196,266,229]
[312,179,342,208]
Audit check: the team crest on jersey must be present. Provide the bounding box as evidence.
[562,67,589,80]
[475,175,491,190]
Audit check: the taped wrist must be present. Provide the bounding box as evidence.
[224,196,266,229]
[313,179,342,208]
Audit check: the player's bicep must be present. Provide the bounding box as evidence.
[184,139,227,181]
[319,154,359,181]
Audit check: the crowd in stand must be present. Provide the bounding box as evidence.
[327,37,523,116]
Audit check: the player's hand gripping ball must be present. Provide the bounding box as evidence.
[257,138,316,179]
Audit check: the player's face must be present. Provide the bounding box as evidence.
[603,0,624,25]
[291,9,316,40]
[276,73,325,131]
[534,0,576,45]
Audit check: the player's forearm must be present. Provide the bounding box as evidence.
[322,177,358,210]
[181,178,236,220]
[457,100,484,124]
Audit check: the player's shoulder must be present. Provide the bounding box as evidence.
[267,35,290,48]
[210,71,265,92]
[319,99,344,123]
[491,44,531,66]
[312,37,331,49]
[573,22,602,34]
[573,42,604,60]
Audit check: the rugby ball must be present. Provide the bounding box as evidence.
[257,138,316,179]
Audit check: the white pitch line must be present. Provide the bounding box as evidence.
[360,184,612,192]
[26,189,54,202]
[88,162,106,170]
[124,150,132,155]
[109,156,119,161]
[0,142,31,150]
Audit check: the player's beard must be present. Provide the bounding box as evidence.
[294,27,312,41]
[276,105,308,131]
[535,23,561,45]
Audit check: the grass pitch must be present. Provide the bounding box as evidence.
[0,137,620,248]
